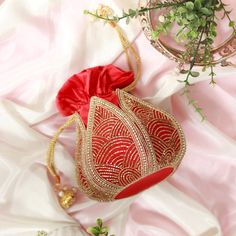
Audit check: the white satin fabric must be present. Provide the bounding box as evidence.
[0,0,236,236]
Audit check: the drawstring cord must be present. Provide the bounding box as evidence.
[46,10,141,209]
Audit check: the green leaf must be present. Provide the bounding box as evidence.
[100,227,109,234]
[200,19,206,26]
[186,1,194,10]
[200,7,212,15]
[188,99,197,105]
[126,16,130,24]
[186,13,195,20]
[128,9,137,18]
[211,30,217,37]
[229,21,235,27]
[188,30,198,39]
[87,227,100,235]
[206,38,214,44]
[128,9,135,14]
[180,33,187,41]
[176,27,185,37]
[151,30,159,40]
[194,0,202,10]
[181,18,189,25]
[177,6,187,14]
[96,218,103,228]
[195,107,202,113]
[94,226,100,231]
[37,231,48,236]
[180,70,189,74]
[190,71,200,77]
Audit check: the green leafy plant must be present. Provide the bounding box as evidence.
[87,218,115,236]
[152,0,235,84]
[85,0,236,120]
[37,231,48,236]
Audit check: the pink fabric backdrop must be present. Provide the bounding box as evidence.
[0,1,236,236]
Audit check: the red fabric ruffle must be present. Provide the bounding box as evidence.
[56,64,134,124]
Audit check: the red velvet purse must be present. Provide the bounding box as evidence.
[46,22,186,209]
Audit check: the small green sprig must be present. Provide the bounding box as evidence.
[182,88,205,121]
[87,219,115,236]
[152,0,235,83]
[219,0,236,30]
[84,1,186,24]
[37,231,48,236]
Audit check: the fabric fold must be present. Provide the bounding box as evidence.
[0,0,236,235]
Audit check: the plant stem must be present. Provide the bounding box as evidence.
[210,65,216,84]
[182,26,207,121]
[85,1,187,22]
[185,89,205,121]
[184,27,205,85]
[219,0,236,32]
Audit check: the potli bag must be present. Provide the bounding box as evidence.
[46,11,186,209]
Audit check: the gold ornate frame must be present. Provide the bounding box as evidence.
[139,0,236,67]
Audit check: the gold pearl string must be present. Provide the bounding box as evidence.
[46,114,79,209]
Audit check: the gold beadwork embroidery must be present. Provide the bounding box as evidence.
[46,91,186,204]
[73,91,186,201]
[82,97,156,201]
[118,89,186,169]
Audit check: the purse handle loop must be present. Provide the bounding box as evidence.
[47,114,77,186]
[46,12,141,209]
[111,22,142,91]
